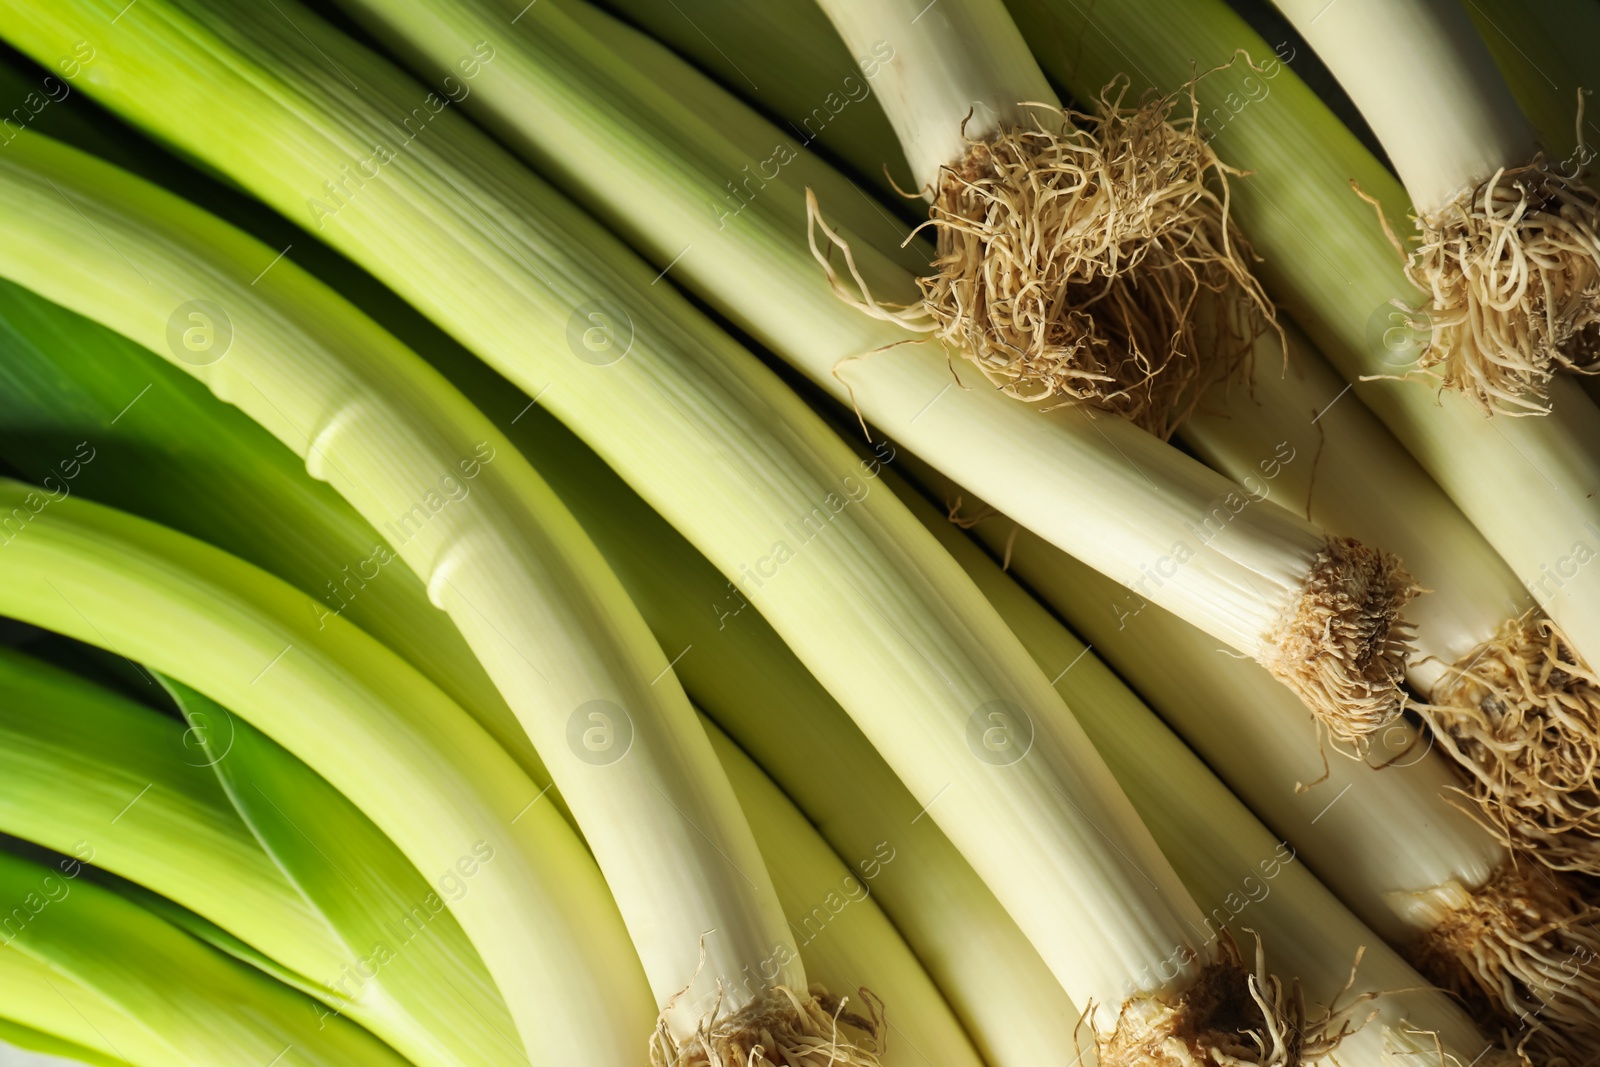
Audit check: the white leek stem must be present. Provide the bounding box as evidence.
[1010,0,1600,700]
[887,459,1503,1066]
[705,716,986,1067]
[1182,325,1526,694]
[1275,0,1599,411]
[492,371,1084,1062]
[809,0,1058,188]
[1273,0,1536,213]
[942,464,1600,1061]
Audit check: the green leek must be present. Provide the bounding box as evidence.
[0,478,654,1063]
[0,120,827,1062]
[0,841,411,1066]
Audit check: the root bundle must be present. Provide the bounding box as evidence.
[652,985,883,1067]
[1397,162,1600,415]
[1260,536,1420,751]
[1424,614,1600,876]
[810,68,1281,439]
[1094,933,1358,1067]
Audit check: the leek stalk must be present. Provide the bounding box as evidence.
[702,717,985,1067]
[1270,0,1600,412]
[0,1019,131,1067]
[1182,322,1600,875]
[0,125,823,1063]
[0,949,172,1067]
[0,651,526,1066]
[941,469,1600,1062]
[1001,0,1600,760]
[887,460,1512,1066]
[0,647,334,985]
[162,676,524,1065]
[798,0,1271,432]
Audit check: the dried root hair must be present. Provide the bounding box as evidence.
[1089,931,1364,1067]
[651,984,883,1067]
[1421,614,1600,878]
[1408,861,1600,1065]
[1259,536,1420,753]
[808,59,1281,440]
[1361,146,1600,416]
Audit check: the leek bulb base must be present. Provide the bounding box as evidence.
[1383,162,1600,414]
[651,986,883,1067]
[1424,614,1600,875]
[810,76,1277,438]
[1401,861,1600,1063]
[1260,536,1420,750]
[1096,933,1356,1067]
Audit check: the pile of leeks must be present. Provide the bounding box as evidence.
[0,0,1597,1065]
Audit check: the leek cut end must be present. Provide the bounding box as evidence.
[1408,861,1600,1064]
[1424,614,1600,876]
[1094,933,1357,1067]
[1261,537,1420,750]
[1403,162,1600,415]
[651,985,883,1067]
[810,66,1278,439]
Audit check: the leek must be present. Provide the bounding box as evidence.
[702,717,985,1067]
[0,3,1312,1053]
[886,460,1514,1066]
[0,478,655,1063]
[1,923,183,1066]
[162,675,523,1065]
[487,372,1082,1063]
[0,240,1075,1064]
[0,646,334,985]
[800,0,1271,430]
[1475,1,1600,412]
[1271,0,1600,412]
[0,841,411,1066]
[941,469,1600,1062]
[0,1020,130,1067]
[322,0,1419,779]
[1182,321,1600,875]
[0,257,555,805]
[1001,0,1600,767]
